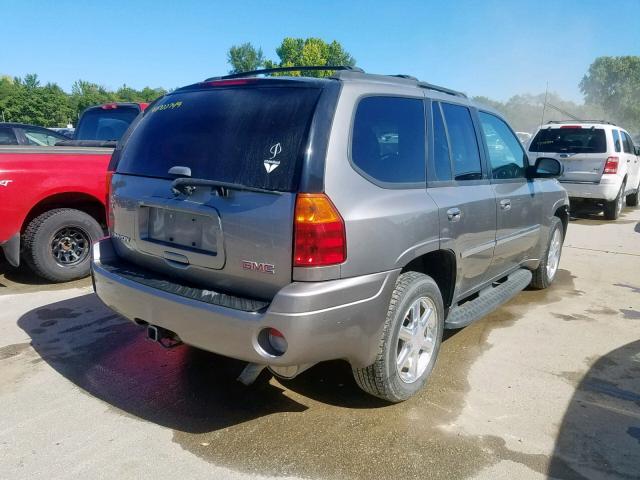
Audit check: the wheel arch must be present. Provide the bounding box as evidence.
[21,192,106,234]
[401,249,456,309]
[554,204,569,237]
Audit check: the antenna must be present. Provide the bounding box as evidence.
[545,103,580,121]
[539,81,549,126]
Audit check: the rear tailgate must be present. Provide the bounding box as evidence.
[529,126,609,183]
[111,84,323,300]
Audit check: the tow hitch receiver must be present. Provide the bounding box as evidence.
[147,325,182,349]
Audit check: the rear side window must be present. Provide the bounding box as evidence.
[529,127,606,154]
[352,96,426,185]
[440,103,482,181]
[117,87,321,192]
[622,132,634,153]
[613,129,622,153]
[76,106,140,141]
[431,102,452,181]
[0,127,18,145]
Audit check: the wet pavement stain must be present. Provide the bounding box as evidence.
[36,308,81,320]
[614,283,640,294]
[11,272,589,480]
[620,309,640,320]
[0,342,30,360]
[552,313,594,322]
[586,307,618,316]
[627,427,640,444]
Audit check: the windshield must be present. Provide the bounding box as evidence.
[529,127,607,154]
[75,106,140,141]
[116,86,322,192]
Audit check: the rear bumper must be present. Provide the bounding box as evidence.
[560,176,622,202]
[91,237,398,368]
[0,233,20,267]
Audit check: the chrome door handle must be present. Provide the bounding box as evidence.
[447,208,462,222]
[500,199,512,211]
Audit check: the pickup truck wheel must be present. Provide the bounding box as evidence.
[530,217,563,290]
[352,272,444,403]
[626,185,639,207]
[22,208,103,282]
[604,182,625,220]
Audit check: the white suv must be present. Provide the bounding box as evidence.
[528,121,640,219]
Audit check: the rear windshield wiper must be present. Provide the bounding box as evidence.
[171,177,282,197]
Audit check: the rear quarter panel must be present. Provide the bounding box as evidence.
[322,83,441,279]
[0,146,111,242]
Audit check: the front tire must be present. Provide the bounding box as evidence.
[22,208,103,282]
[604,182,625,220]
[352,272,444,403]
[530,216,563,290]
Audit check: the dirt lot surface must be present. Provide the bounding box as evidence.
[1,208,639,480]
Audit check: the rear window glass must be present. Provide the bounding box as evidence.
[75,107,140,141]
[117,87,321,192]
[529,127,606,154]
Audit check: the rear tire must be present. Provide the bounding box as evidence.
[626,185,639,207]
[604,182,625,220]
[352,272,444,403]
[530,217,563,290]
[22,208,103,282]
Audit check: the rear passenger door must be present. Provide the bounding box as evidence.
[478,111,542,277]
[426,101,497,299]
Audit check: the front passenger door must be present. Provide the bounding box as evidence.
[478,111,543,278]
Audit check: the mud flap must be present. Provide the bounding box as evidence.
[1,233,20,267]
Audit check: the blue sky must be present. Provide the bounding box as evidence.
[2,0,639,102]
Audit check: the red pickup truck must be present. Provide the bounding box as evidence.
[0,102,148,281]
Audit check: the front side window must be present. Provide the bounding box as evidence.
[613,129,622,153]
[440,103,482,181]
[479,112,526,180]
[352,96,426,184]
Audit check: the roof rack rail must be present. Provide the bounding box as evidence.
[205,65,364,81]
[546,119,616,126]
[417,81,467,98]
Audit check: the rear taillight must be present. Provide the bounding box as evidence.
[604,156,619,175]
[293,193,346,267]
[106,170,114,231]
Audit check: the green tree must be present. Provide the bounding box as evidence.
[70,80,117,119]
[227,42,265,74]
[0,74,73,126]
[264,37,356,77]
[580,56,640,133]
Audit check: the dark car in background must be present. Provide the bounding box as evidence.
[73,102,148,142]
[0,123,70,146]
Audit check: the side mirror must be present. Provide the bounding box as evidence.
[635,146,640,156]
[527,157,563,179]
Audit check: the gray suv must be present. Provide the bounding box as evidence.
[91,66,569,402]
